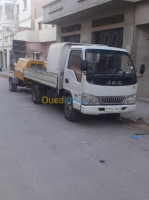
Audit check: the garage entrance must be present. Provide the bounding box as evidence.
[92,28,123,48]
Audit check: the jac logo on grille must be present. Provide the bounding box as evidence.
[107,81,123,86]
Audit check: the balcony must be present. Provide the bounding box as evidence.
[47,0,63,14]
[16,30,39,43]
[16,27,56,43]
[5,14,15,20]
[0,14,15,24]
[43,0,144,24]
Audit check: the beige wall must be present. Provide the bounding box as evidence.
[135,1,149,25]
[123,6,135,55]
[135,25,149,97]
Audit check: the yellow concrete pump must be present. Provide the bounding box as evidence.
[9,58,46,92]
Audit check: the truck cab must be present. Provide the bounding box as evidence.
[63,44,143,121]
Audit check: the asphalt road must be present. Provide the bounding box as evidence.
[0,77,149,200]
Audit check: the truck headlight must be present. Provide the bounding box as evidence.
[125,95,136,104]
[82,94,100,105]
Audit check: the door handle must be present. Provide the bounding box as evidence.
[65,79,69,83]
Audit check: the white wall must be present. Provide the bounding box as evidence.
[35,16,56,42]
[19,18,31,28]
[16,30,39,42]
[39,28,56,42]
[15,0,31,28]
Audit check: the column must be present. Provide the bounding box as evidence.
[123,6,135,57]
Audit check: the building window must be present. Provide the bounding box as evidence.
[38,22,42,30]
[61,24,81,33]
[68,50,82,82]
[5,3,14,19]
[33,52,40,60]
[92,14,124,28]
[61,35,80,43]
[92,28,123,48]
[23,0,27,9]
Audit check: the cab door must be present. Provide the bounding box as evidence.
[63,50,83,110]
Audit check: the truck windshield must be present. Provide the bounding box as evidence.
[85,49,135,77]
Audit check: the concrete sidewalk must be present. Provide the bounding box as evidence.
[0,68,13,78]
[121,101,149,124]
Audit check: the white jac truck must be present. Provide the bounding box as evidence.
[11,43,145,121]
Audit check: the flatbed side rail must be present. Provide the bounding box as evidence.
[23,68,58,88]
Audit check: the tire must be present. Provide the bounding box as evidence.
[32,85,42,104]
[64,95,78,122]
[9,78,17,92]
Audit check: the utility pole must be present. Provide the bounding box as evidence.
[1,0,5,69]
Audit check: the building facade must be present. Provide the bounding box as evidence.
[0,0,16,68]
[43,0,149,98]
[0,0,56,68]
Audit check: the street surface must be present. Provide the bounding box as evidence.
[0,77,149,200]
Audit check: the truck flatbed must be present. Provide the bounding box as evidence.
[23,68,58,88]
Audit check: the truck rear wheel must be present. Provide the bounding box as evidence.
[9,78,17,92]
[32,85,42,104]
[64,95,78,122]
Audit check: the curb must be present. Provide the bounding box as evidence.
[144,119,149,125]
[0,73,9,79]
[0,70,12,79]
[137,98,149,104]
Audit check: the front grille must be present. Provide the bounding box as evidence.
[100,96,125,105]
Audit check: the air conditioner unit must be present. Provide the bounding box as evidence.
[6,27,11,32]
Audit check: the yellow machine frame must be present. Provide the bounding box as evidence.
[14,58,46,82]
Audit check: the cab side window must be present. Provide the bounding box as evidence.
[68,50,82,82]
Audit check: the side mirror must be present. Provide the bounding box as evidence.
[81,60,88,71]
[140,64,145,76]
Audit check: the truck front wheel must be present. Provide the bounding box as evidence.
[32,85,41,104]
[64,95,78,122]
[9,78,17,92]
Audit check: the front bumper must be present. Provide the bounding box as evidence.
[81,104,136,115]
